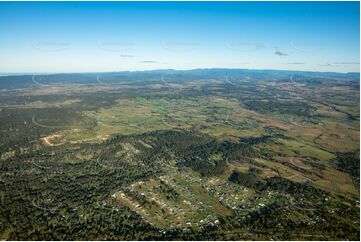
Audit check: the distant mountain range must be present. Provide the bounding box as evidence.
[0,68,359,90]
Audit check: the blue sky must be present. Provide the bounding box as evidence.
[0,1,359,73]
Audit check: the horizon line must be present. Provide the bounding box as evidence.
[0,67,359,77]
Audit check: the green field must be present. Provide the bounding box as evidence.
[0,70,359,240]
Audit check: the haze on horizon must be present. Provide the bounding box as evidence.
[0,1,359,73]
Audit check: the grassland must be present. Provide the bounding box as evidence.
[0,70,359,240]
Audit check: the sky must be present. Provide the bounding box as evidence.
[0,1,359,73]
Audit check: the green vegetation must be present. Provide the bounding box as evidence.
[0,69,359,240]
[228,169,264,189]
[335,152,360,184]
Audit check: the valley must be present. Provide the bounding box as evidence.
[0,69,359,240]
